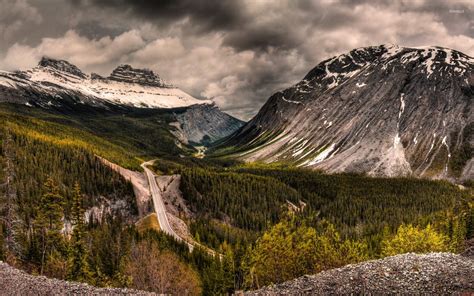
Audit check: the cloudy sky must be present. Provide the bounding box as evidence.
[0,0,473,120]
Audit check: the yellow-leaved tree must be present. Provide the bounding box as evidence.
[243,216,368,289]
[381,224,450,257]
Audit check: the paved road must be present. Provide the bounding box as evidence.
[141,160,224,258]
[141,161,194,250]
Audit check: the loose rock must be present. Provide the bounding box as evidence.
[246,253,474,295]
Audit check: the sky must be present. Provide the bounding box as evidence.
[0,0,473,120]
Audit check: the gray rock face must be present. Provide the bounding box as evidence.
[174,104,244,145]
[221,44,473,180]
[246,253,474,295]
[38,57,87,79]
[108,64,171,87]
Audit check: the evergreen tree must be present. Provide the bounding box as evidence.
[36,177,65,274]
[221,242,236,294]
[68,182,92,282]
[0,130,22,263]
[0,224,4,260]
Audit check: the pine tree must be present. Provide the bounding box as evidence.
[221,241,236,294]
[450,215,467,253]
[68,182,92,282]
[36,177,64,274]
[0,129,22,263]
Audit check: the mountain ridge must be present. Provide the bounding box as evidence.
[0,57,213,109]
[215,44,473,181]
[0,57,244,146]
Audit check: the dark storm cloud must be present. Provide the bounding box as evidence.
[1,0,473,120]
[71,0,247,32]
[223,26,304,52]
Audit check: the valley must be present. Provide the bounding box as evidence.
[0,46,472,295]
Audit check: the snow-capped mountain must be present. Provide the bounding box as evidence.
[216,44,473,181]
[0,57,212,109]
[0,57,243,144]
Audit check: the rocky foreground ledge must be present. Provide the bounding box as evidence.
[246,253,474,295]
[1,253,472,295]
[0,261,154,296]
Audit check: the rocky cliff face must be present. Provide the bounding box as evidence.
[38,57,87,79]
[218,44,473,180]
[107,64,171,87]
[174,104,244,145]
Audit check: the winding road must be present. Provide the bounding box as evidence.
[142,160,223,258]
[141,161,194,251]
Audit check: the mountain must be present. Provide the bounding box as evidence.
[215,44,473,181]
[0,57,243,145]
[174,103,244,145]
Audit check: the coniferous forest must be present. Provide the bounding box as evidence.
[0,105,472,295]
[1,1,474,294]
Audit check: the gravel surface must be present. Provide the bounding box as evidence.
[2,253,472,295]
[0,262,155,296]
[246,253,474,295]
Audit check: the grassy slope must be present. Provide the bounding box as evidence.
[136,213,161,233]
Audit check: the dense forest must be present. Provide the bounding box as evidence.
[0,103,193,169]
[153,159,472,245]
[0,126,232,295]
[0,101,472,295]
[152,157,473,289]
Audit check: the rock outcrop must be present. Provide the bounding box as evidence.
[108,64,171,88]
[174,104,244,145]
[38,57,87,79]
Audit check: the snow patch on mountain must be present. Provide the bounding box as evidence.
[1,57,212,109]
[218,44,473,180]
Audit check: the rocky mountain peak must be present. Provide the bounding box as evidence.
[217,44,472,180]
[108,64,171,87]
[37,57,86,79]
[1,57,215,110]
[301,44,472,93]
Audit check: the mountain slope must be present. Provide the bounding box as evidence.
[0,57,210,109]
[174,103,244,145]
[215,44,473,180]
[0,58,243,146]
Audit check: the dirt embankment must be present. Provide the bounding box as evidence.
[98,157,152,217]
